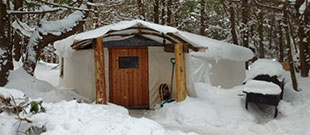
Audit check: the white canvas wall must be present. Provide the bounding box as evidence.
[59,47,246,108]
[207,59,246,88]
[59,50,96,100]
[148,47,175,108]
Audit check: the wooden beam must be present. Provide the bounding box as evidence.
[167,33,199,52]
[94,37,107,104]
[174,43,187,102]
[164,44,189,53]
[106,27,159,34]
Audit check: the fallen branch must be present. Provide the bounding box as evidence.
[16,116,33,123]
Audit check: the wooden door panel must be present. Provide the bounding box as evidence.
[109,47,149,108]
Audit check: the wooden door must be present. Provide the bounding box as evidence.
[109,47,149,108]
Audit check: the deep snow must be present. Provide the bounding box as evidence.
[1,62,196,135]
[1,61,309,135]
[149,72,310,135]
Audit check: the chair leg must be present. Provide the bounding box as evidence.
[245,96,248,110]
[274,106,278,118]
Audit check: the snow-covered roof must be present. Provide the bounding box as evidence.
[54,20,254,61]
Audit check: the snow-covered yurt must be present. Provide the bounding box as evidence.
[54,20,254,109]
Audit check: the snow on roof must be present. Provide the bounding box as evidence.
[54,20,254,61]
[245,59,286,81]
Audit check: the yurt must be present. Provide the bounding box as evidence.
[53,20,254,109]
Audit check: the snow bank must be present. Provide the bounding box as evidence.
[0,88,193,135]
[5,68,87,103]
[34,61,60,87]
[244,80,282,95]
[53,20,254,61]
[150,75,310,135]
[246,59,286,81]
[0,87,25,99]
[30,101,166,135]
[150,83,256,134]
[0,113,17,135]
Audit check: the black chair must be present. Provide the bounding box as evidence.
[244,74,285,118]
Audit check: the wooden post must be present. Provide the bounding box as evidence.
[94,37,107,104]
[174,43,187,102]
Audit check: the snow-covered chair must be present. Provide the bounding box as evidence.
[243,59,286,118]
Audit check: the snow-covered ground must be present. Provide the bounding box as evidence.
[1,62,309,135]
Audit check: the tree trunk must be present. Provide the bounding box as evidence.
[241,0,249,69]
[295,0,309,77]
[13,0,23,61]
[161,0,166,25]
[278,20,284,62]
[0,1,13,86]
[137,0,145,20]
[268,11,275,50]
[200,0,206,36]
[305,1,310,75]
[241,0,249,48]
[174,0,180,27]
[228,0,238,45]
[167,0,172,25]
[297,22,308,77]
[258,11,265,58]
[284,10,298,91]
[154,0,159,23]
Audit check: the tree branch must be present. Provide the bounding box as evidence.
[253,0,282,11]
[37,0,97,13]
[7,8,61,15]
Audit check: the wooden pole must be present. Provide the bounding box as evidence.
[94,37,107,104]
[174,43,187,102]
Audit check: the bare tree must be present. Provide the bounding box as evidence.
[161,0,166,25]
[228,0,238,45]
[295,0,309,77]
[154,0,159,23]
[0,1,13,86]
[278,20,284,62]
[167,0,172,25]
[241,0,249,48]
[283,6,298,90]
[258,10,265,58]
[137,0,145,20]
[12,0,23,61]
[200,0,206,36]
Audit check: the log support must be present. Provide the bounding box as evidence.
[174,43,187,102]
[94,37,107,104]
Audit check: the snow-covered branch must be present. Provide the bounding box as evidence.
[7,8,61,14]
[12,19,35,37]
[37,0,97,13]
[253,0,283,11]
